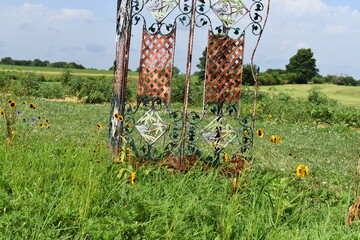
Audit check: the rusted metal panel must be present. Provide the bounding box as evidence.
[137,28,176,104]
[110,0,133,156]
[204,32,245,104]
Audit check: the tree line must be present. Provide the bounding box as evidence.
[0,57,85,69]
[195,48,360,86]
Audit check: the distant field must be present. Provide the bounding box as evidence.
[0,64,142,79]
[260,84,360,108]
[1,65,358,108]
[0,64,114,75]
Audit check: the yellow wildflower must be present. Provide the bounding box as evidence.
[130,172,136,186]
[296,164,309,178]
[10,101,16,108]
[223,153,230,164]
[115,113,124,121]
[270,135,277,144]
[256,129,264,138]
[96,123,103,129]
[244,129,249,137]
[304,166,309,176]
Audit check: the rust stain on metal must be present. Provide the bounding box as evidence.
[204,32,245,104]
[137,28,176,104]
[180,0,198,167]
[111,0,132,156]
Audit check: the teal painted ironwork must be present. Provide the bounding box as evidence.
[111,0,270,166]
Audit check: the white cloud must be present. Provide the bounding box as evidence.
[276,0,328,16]
[54,8,94,20]
[323,24,350,34]
[23,3,44,11]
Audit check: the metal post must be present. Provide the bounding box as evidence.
[180,0,197,167]
[110,0,132,157]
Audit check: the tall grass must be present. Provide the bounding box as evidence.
[1,98,360,239]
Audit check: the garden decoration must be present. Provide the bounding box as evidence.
[110,0,270,169]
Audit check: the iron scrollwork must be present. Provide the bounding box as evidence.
[115,0,268,163]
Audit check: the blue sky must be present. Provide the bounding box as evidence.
[0,0,359,79]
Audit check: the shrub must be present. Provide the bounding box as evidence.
[11,73,42,97]
[307,87,335,105]
[171,74,203,105]
[35,83,65,99]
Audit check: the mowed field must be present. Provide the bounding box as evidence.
[260,84,360,108]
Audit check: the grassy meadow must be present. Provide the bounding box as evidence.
[1,66,360,239]
[1,95,360,239]
[0,64,113,76]
[261,84,360,109]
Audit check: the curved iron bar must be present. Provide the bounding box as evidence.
[250,0,271,127]
[193,0,266,38]
[131,0,193,35]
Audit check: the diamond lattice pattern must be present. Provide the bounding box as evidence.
[138,28,176,104]
[204,32,245,104]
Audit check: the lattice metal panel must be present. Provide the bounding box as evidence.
[137,28,176,104]
[204,32,245,104]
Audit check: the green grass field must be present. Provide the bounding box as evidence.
[1,96,360,239]
[260,84,360,108]
[0,64,114,75]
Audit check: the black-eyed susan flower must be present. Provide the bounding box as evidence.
[304,166,309,176]
[0,110,5,116]
[296,164,309,178]
[29,103,36,109]
[8,99,14,104]
[277,136,283,143]
[115,113,124,121]
[45,118,49,123]
[296,164,305,178]
[244,129,249,137]
[10,101,16,108]
[126,123,131,129]
[223,153,229,164]
[130,172,136,186]
[23,101,27,104]
[96,123,103,129]
[38,123,44,128]
[270,135,277,144]
[256,129,264,138]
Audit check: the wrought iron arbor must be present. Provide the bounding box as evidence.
[110,0,270,167]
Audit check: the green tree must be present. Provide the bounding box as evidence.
[286,48,318,84]
[172,66,180,76]
[0,57,14,65]
[195,47,207,82]
[242,64,261,85]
